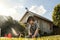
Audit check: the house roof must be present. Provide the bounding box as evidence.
[20,11,53,23]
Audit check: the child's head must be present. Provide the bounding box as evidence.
[27,16,35,24]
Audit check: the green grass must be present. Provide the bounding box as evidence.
[0,35,60,40]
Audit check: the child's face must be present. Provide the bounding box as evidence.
[29,19,34,24]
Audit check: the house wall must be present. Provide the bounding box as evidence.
[34,17,53,34]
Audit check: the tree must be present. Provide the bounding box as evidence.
[52,4,60,27]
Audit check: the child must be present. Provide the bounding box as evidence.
[26,16,39,38]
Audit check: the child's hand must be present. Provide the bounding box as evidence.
[29,33,32,35]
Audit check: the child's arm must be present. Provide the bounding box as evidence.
[28,29,32,35]
[28,24,32,35]
[32,23,39,38]
[32,28,38,38]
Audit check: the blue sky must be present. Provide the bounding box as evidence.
[24,0,60,21]
[0,0,60,21]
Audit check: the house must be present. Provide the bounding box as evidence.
[20,10,53,35]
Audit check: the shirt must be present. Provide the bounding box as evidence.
[26,23,39,35]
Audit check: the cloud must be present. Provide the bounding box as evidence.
[0,0,25,21]
[0,0,47,21]
[29,5,47,15]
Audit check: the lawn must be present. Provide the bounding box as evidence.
[0,35,60,40]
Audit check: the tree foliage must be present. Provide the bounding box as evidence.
[52,4,60,27]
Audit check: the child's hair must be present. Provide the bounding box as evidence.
[27,16,35,23]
